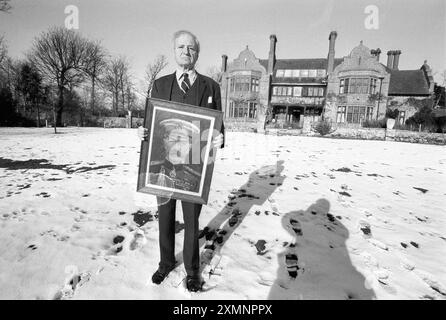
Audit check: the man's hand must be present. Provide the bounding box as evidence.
[212,133,224,149]
[137,126,148,141]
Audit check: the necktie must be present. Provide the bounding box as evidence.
[181,73,191,93]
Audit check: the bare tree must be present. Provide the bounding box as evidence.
[17,62,45,126]
[118,58,131,112]
[103,56,130,115]
[1,57,20,101]
[28,26,93,131]
[82,41,107,114]
[0,0,11,13]
[0,36,6,66]
[124,77,137,110]
[206,65,222,84]
[145,55,168,97]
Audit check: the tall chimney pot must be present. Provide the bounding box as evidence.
[327,31,338,74]
[267,34,277,75]
[387,51,394,69]
[392,50,401,70]
[375,48,381,61]
[221,54,228,73]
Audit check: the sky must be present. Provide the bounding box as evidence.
[1,0,445,91]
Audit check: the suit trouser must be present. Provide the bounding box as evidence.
[157,197,202,276]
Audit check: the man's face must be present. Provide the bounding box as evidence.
[164,128,192,165]
[174,33,199,69]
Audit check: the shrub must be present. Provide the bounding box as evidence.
[362,118,387,128]
[385,109,399,119]
[405,106,435,129]
[312,120,335,136]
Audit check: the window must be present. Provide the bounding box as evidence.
[308,87,314,97]
[233,103,246,117]
[337,106,346,123]
[248,102,257,118]
[318,88,325,96]
[231,76,260,92]
[276,70,284,77]
[346,106,368,123]
[273,86,294,96]
[238,106,245,117]
[340,77,380,94]
[292,70,300,77]
[308,70,317,77]
[251,78,259,92]
[235,77,250,92]
[300,70,309,77]
[339,79,349,94]
[369,78,378,94]
[366,107,374,120]
[348,78,369,94]
[284,69,292,77]
[398,111,406,125]
[229,101,234,117]
[293,87,302,97]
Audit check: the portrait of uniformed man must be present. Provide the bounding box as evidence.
[147,118,202,193]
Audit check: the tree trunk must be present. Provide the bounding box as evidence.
[53,103,57,134]
[56,85,64,127]
[36,100,41,128]
[121,88,125,112]
[115,90,119,116]
[91,75,96,114]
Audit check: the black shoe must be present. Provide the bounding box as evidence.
[151,267,174,285]
[186,275,203,292]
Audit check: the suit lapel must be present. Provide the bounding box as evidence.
[195,73,208,107]
[167,72,176,100]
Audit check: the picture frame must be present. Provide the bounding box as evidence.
[137,98,223,204]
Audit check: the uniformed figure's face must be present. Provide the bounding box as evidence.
[164,128,192,165]
[174,33,199,69]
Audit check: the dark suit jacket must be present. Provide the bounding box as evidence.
[150,72,225,148]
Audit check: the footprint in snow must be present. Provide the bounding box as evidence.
[359,220,372,238]
[255,240,267,255]
[54,269,91,300]
[129,230,147,251]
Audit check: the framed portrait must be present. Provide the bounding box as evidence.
[137,98,223,204]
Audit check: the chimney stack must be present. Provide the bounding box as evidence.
[221,54,228,73]
[387,50,394,69]
[327,31,337,74]
[267,34,277,75]
[371,48,381,61]
[392,50,401,70]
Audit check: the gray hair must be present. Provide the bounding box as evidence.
[172,30,200,53]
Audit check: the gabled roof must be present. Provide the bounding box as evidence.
[388,70,430,96]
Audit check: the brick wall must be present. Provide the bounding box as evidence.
[387,129,446,145]
[99,117,144,128]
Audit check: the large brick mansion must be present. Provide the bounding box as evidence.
[219,31,435,130]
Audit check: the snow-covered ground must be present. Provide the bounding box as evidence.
[0,127,445,300]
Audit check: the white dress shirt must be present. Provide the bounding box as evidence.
[176,69,197,89]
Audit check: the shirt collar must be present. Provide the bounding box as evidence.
[176,68,197,85]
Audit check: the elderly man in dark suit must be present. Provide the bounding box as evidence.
[138,30,224,292]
